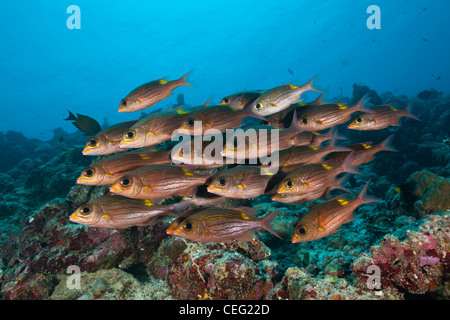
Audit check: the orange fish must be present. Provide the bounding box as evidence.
[295,95,370,131]
[348,104,419,130]
[277,153,359,195]
[324,134,397,168]
[292,180,380,242]
[77,148,172,186]
[109,164,212,199]
[166,207,282,243]
[119,71,192,112]
[69,195,188,228]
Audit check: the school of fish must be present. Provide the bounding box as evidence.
[70,70,419,243]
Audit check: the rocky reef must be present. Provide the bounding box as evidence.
[0,85,449,300]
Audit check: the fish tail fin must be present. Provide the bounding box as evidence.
[64,110,77,121]
[354,93,372,113]
[380,134,398,152]
[178,69,194,87]
[261,209,283,239]
[357,179,381,204]
[331,174,351,193]
[341,151,361,175]
[405,103,420,121]
[303,74,322,93]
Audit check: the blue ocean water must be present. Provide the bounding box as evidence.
[1,0,448,140]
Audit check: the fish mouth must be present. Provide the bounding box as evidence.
[166,228,175,235]
[109,184,122,194]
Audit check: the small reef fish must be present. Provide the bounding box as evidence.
[277,153,359,195]
[221,125,295,160]
[64,111,101,136]
[295,95,369,131]
[272,175,349,204]
[175,105,266,136]
[82,120,138,155]
[109,164,212,199]
[119,71,192,112]
[207,166,273,199]
[69,195,188,228]
[77,148,172,186]
[291,180,380,242]
[348,104,419,130]
[166,207,282,243]
[276,131,349,173]
[324,134,397,167]
[250,77,318,116]
[263,93,325,128]
[120,109,191,149]
[219,91,263,110]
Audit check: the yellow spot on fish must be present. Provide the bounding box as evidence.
[135,100,141,104]
[337,104,347,110]
[140,155,151,160]
[316,120,323,125]
[289,84,299,89]
[159,79,168,84]
[143,200,154,207]
[147,131,155,135]
[322,164,333,170]
[394,188,401,194]
[103,213,111,219]
[176,110,189,114]
[312,131,320,135]
[143,186,151,192]
[337,199,349,205]
[240,212,252,220]
[182,168,194,176]
[389,106,398,112]
[318,227,324,231]
[302,182,309,187]
[237,184,244,190]
[283,163,289,167]
[309,146,319,150]
[361,143,372,149]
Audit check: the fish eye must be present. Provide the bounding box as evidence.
[183,221,194,231]
[121,100,127,106]
[186,119,195,127]
[255,103,262,110]
[80,206,91,215]
[84,168,95,177]
[218,178,227,186]
[301,118,308,124]
[126,130,135,139]
[355,117,363,123]
[285,180,294,188]
[88,138,98,146]
[120,178,131,188]
[222,98,229,104]
[296,225,308,236]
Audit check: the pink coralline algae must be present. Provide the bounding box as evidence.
[352,212,450,296]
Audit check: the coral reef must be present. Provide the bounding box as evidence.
[1,85,449,300]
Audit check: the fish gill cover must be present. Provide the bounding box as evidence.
[0,0,449,303]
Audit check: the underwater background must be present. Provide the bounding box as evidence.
[0,0,449,300]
